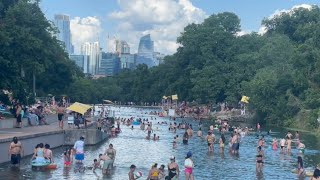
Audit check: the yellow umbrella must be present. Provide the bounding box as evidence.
[172,94,178,100]
[67,102,92,115]
[241,96,250,103]
[103,100,114,104]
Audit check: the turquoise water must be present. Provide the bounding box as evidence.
[0,107,319,180]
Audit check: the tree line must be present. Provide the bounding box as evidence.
[1,0,320,128]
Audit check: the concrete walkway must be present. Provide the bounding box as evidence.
[0,114,63,142]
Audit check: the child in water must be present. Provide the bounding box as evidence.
[64,148,72,167]
[92,159,101,172]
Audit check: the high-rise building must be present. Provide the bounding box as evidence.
[136,34,155,67]
[98,52,121,76]
[120,54,135,69]
[53,14,73,54]
[115,40,130,55]
[69,55,89,73]
[81,42,101,75]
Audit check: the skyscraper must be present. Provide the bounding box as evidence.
[136,34,155,67]
[81,42,101,75]
[69,55,89,74]
[98,52,121,76]
[115,40,130,55]
[53,14,73,54]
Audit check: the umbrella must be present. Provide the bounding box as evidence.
[67,102,92,115]
[103,100,114,104]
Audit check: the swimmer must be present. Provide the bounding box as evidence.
[256,146,264,172]
[183,132,189,145]
[272,138,278,150]
[184,151,194,180]
[297,141,306,153]
[167,156,180,180]
[206,132,214,152]
[310,168,320,180]
[197,128,202,137]
[219,134,226,153]
[173,137,177,149]
[147,163,160,180]
[92,159,101,172]
[128,164,137,180]
[280,138,286,153]
[297,156,304,177]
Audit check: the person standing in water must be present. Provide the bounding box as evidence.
[167,156,180,180]
[128,164,138,180]
[197,128,202,137]
[8,137,23,167]
[183,132,189,145]
[219,134,226,153]
[104,144,116,168]
[257,123,261,132]
[206,132,214,152]
[297,156,304,177]
[184,151,194,180]
[256,146,264,172]
[98,154,113,175]
[57,103,65,129]
[147,163,160,180]
[73,136,85,163]
[280,138,286,153]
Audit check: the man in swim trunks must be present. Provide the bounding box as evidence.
[280,138,286,153]
[8,137,23,167]
[73,136,85,163]
[56,103,65,129]
[98,154,112,175]
[146,124,152,138]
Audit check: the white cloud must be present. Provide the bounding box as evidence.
[70,16,102,53]
[108,0,207,54]
[257,4,313,35]
[269,4,312,19]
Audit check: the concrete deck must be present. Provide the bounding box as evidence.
[0,115,107,164]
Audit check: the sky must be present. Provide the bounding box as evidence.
[40,0,320,55]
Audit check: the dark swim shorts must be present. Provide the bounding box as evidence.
[11,154,21,165]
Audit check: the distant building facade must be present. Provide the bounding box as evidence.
[98,52,121,76]
[81,42,101,75]
[115,40,130,55]
[120,54,135,69]
[136,34,155,67]
[53,14,73,54]
[69,55,89,73]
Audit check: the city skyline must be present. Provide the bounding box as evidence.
[41,0,320,55]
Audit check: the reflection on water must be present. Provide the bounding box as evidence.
[0,106,319,180]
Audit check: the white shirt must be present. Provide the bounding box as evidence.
[73,140,84,154]
[184,158,194,168]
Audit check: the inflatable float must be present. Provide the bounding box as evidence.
[45,163,57,170]
[132,121,141,125]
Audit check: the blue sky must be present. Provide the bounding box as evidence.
[40,0,320,54]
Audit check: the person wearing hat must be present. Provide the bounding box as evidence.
[167,156,179,180]
[8,137,23,167]
[73,136,85,162]
[184,151,194,180]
